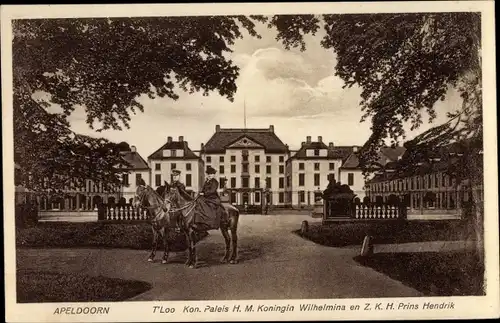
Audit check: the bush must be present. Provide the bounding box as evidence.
[16,222,208,251]
[17,270,151,302]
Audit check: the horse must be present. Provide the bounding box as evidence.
[133,184,174,264]
[166,186,240,269]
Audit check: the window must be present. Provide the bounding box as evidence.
[314,174,320,186]
[255,165,260,173]
[427,175,431,189]
[279,156,284,162]
[314,163,320,171]
[231,165,236,173]
[242,164,248,173]
[206,156,211,163]
[279,165,284,174]
[279,177,284,189]
[299,174,305,186]
[186,174,192,187]
[254,177,260,188]
[155,163,161,171]
[155,174,161,187]
[348,173,354,186]
[219,165,225,174]
[171,150,177,157]
[135,173,142,186]
[219,177,225,189]
[266,156,271,163]
[266,177,272,189]
[171,163,176,170]
[186,163,191,171]
[230,155,236,162]
[299,163,304,170]
[242,177,249,188]
[329,163,334,171]
[266,165,271,174]
[255,155,260,162]
[255,192,261,204]
[299,191,305,203]
[435,174,439,188]
[122,174,129,186]
[279,192,284,203]
[219,156,224,163]
[314,149,320,156]
[242,154,248,162]
[231,177,236,188]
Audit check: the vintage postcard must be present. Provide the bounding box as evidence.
[2,1,499,322]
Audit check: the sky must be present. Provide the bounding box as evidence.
[57,19,462,158]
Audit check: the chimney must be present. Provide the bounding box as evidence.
[301,141,306,146]
[269,125,274,132]
[329,142,334,149]
[215,125,221,132]
[353,146,358,152]
[130,145,137,153]
[178,136,184,142]
[200,143,205,151]
[167,136,172,143]
[318,136,322,143]
[306,136,311,143]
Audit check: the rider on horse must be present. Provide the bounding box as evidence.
[196,166,228,230]
[169,169,193,230]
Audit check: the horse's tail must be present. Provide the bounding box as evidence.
[226,204,240,228]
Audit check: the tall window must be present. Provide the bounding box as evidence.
[314,174,320,186]
[206,156,211,163]
[435,173,439,188]
[255,192,261,204]
[171,163,176,170]
[299,174,305,186]
[279,192,284,203]
[266,156,271,163]
[242,177,249,188]
[231,177,236,188]
[231,165,236,173]
[279,177,284,189]
[219,177,225,189]
[171,150,177,157]
[348,173,354,186]
[242,164,248,173]
[266,165,271,174]
[186,163,191,171]
[255,155,260,162]
[219,156,224,162]
[314,149,320,156]
[186,174,192,187]
[279,165,284,174]
[255,165,260,173]
[230,155,236,162]
[155,174,161,187]
[219,165,225,174]
[266,177,272,188]
[155,163,161,171]
[314,163,320,171]
[135,173,142,186]
[122,174,129,186]
[299,163,304,170]
[329,163,334,170]
[255,177,260,188]
[279,156,284,162]
[299,191,305,203]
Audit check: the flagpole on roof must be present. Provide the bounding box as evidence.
[243,97,247,130]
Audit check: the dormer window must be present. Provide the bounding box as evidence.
[314,149,320,156]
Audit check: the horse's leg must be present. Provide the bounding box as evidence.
[229,213,239,264]
[187,228,198,269]
[149,225,158,262]
[160,227,169,264]
[184,227,193,267]
[220,222,231,263]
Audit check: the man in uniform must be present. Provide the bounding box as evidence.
[168,169,193,231]
[197,166,228,230]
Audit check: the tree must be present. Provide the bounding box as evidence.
[13,16,265,192]
[269,12,483,257]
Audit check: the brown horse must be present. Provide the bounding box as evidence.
[166,186,240,269]
[133,185,174,264]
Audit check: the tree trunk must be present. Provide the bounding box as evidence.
[466,153,484,264]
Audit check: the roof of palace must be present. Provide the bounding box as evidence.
[341,146,407,169]
[202,127,289,154]
[288,141,354,161]
[120,150,150,170]
[148,139,200,160]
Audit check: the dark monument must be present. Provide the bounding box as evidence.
[322,174,356,218]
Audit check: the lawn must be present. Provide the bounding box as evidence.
[17,270,151,302]
[16,222,208,251]
[296,219,475,247]
[353,251,485,296]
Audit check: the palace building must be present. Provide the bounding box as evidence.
[147,136,204,196]
[285,136,355,207]
[200,125,290,207]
